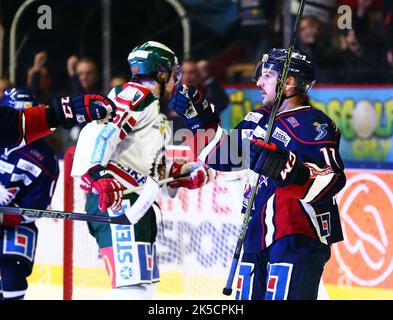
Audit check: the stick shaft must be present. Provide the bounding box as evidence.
[0,206,130,225]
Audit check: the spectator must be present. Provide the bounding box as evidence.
[61,56,101,150]
[67,56,101,94]
[110,75,128,89]
[180,59,201,87]
[0,77,10,98]
[26,51,54,105]
[298,16,342,82]
[197,59,229,117]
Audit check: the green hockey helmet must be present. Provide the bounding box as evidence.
[127,41,181,83]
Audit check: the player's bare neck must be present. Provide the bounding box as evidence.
[279,95,303,113]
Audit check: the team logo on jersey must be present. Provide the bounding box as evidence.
[3,226,36,261]
[244,112,263,124]
[118,86,144,105]
[286,116,300,128]
[253,126,267,139]
[241,129,253,140]
[16,158,42,177]
[272,127,291,147]
[0,184,20,205]
[314,122,328,141]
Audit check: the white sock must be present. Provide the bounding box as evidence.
[107,283,157,300]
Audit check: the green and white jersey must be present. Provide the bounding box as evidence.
[72,82,170,186]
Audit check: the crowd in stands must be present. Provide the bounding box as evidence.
[227,0,393,83]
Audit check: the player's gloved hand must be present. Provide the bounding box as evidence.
[49,93,116,129]
[168,84,220,132]
[167,161,215,190]
[249,139,310,187]
[81,165,124,212]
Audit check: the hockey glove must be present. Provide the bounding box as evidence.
[167,161,215,190]
[49,93,116,129]
[168,84,220,132]
[249,139,310,187]
[81,165,124,212]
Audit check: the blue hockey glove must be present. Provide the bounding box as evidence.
[168,84,219,132]
[249,138,310,187]
[50,93,116,129]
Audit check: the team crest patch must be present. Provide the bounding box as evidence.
[286,116,300,128]
[16,158,42,177]
[118,86,144,105]
[272,127,291,147]
[314,122,328,141]
[241,129,254,140]
[253,126,267,139]
[244,112,263,124]
[0,159,15,174]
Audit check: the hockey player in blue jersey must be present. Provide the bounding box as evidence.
[168,48,346,300]
[0,88,59,300]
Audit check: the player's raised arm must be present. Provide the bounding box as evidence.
[168,84,252,171]
[0,89,116,148]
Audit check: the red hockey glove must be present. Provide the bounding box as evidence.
[167,161,215,190]
[249,139,310,187]
[81,165,124,212]
[49,93,116,129]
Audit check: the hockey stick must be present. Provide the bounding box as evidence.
[123,172,190,195]
[222,0,307,296]
[0,172,192,225]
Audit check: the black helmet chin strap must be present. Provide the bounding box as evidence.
[281,90,300,100]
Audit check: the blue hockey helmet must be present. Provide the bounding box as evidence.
[0,87,38,110]
[253,48,316,93]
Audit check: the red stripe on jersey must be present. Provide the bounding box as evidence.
[24,106,52,144]
[117,111,129,129]
[277,118,336,145]
[128,116,137,127]
[119,130,126,140]
[83,95,93,121]
[16,149,58,179]
[106,163,139,187]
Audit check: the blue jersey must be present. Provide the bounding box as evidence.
[193,105,346,253]
[0,139,58,279]
[0,139,59,213]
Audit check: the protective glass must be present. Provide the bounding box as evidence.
[252,62,278,82]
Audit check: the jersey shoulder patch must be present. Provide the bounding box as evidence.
[278,106,338,144]
[115,82,156,112]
